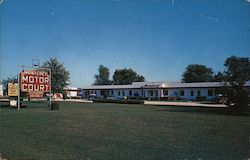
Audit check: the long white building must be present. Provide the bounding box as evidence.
[82,81,250,100]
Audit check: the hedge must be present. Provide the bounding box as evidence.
[93,99,144,104]
[196,96,207,101]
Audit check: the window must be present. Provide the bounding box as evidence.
[134,92,139,97]
[118,91,120,96]
[156,91,158,97]
[150,91,154,96]
[208,89,213,96]
[190,90,194,96]
[129,90,132,96]
[163,89,168,96]
[111,90,114,95]
[180,90,184,96]
[198,90,201,96]
[122,91,125,96]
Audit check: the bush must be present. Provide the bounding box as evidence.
[160,97,169,101]
[93,99,144,104]
[51,102,59,110]
[196,96,207,101]
[228,89,249,109]
[128,96,147,100]
[120,100,144,104]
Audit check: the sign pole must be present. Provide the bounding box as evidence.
[49,68,51,109]
[17,65,20,110]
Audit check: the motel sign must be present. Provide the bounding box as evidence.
[20,70,50,97]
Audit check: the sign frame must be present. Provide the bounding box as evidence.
[17,65,51,110]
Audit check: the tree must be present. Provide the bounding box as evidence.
[224,56,250,86]
[181,64,214,83]
[94,65,111,85]
[43,58,70,94]
[223,56,250,108]
[213,71,225,82]
[1,77,18,96]
[113,68,145,85]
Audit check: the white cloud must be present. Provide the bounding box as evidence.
[199,14,219,22]
[246,0,250,3]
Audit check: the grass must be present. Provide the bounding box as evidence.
[1,102,250,160]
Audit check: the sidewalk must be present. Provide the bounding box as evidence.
[144,101,227,108]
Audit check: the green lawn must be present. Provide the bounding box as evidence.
[1,102,250,160]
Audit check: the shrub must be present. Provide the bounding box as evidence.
[128,96,147,100]
[160,97,169,101]
[120,100,144,104]
[196,96,207,101]
[228,88,249,109]
[93,99,144,104]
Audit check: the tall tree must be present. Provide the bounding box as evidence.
[113,68,145,85]
[213,71,225,82]
[224,56,250,86]
[181,64,214,83]
[94,65,111,85]
[223,56,250,108]
[43,58,70,93]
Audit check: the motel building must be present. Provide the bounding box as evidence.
[0,84,3,96]
[82,81,250,101]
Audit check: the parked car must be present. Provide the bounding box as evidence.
[89,94,97,100]
[213,94,237,107]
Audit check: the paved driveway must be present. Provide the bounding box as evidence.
[144,100,227,108]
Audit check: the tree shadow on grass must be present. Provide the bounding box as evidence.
[154,105,250,117]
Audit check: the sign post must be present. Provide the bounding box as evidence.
[49,68,51,109]
[18,65,20,110]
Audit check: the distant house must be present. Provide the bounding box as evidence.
[82,81,250,101]
[64,87,82,99]
[52,87,82,99]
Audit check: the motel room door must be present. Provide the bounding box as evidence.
[147,90,158,99]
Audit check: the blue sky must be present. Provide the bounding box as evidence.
[1,0,250,87]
